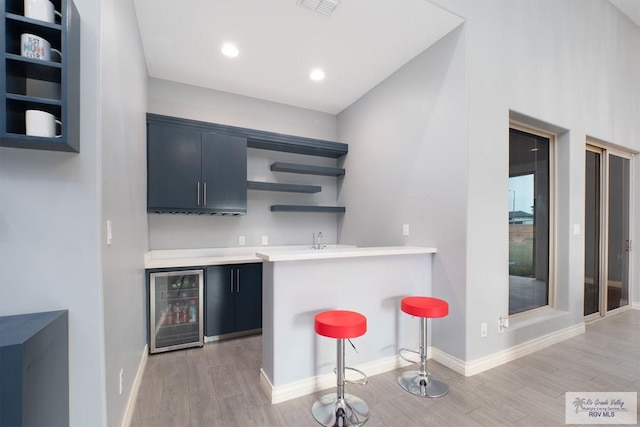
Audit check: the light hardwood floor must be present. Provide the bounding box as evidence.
[131,310,640,426]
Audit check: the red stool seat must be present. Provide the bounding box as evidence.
[315,310,367,339]
[401,296,448,318]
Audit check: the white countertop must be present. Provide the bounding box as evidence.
[145,245,436,268]
[255,246,437,262]
[145,247,262,269]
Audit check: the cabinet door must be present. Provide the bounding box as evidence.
[201,132,247,214]
[233,263,263,332]
[148,124,202,212]
[205,266,235,336]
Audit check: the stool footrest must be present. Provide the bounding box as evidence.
[345,367,368,386]
[332,366,369,386]
[399,347,420,365]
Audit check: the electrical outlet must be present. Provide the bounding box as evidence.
[238,235,245,246]
[119,368,123,395]
[499,316,509,333]
[402,224,410,236]
[261,235,268,245]
[480,322,488,338]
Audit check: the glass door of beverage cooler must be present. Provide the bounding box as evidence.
[150,269,204,353]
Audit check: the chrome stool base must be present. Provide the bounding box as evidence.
[397,370,449,398]
[312,393,370,427]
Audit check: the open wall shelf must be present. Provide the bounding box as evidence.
[247,181,321,194]
[1,0,81,152]
[270,205,345,213]
[270,162,345,176]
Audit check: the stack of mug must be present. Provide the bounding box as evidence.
[22,0,63,138]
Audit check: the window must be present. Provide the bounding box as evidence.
[508,126,553,315]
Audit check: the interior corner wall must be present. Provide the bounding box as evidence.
[100,0,149,425]
[146,78,343,250]
[0,0,106,425]
[429,0,640,361]
[336,25,468,360]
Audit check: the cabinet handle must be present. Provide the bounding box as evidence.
[236,269,240,293]
[197,182,201,206]
[230,269,234,293]
[203,182,207,206]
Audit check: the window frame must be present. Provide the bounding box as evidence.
[508,121,557,320]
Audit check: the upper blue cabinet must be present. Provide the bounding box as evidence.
[147,121,248,215]
[146,114,348,216]
[0,0,80,152]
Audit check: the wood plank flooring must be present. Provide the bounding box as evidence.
[131,310,640,426]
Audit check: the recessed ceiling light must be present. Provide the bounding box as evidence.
[310,68,325,81]
[221,43,239,58]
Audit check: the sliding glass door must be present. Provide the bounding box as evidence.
[606,154,630,311]
[584,148,601,316]
[584,144,631,318]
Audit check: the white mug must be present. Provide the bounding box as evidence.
[25,110,62,138]
[24,0,61,23]
[20,33,61,61]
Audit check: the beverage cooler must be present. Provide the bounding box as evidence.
[149,269,204,353]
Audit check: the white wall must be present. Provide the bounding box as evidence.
[100,0,148,425]
[337,26,468,359]
[147,78,343,250]
[0,0,106,425]
[337,0,640,363]
[431,0,640,361]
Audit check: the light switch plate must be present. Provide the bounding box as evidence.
[261,235,269,245]
[402,224,409,236]
[238,235,245,246]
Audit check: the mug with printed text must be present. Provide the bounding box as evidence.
[20,33,61,61]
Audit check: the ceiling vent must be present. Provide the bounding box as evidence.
[297,0,340,16]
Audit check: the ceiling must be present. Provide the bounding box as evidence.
[609,0,640,27]
[133,1,639,115]
[133,0,464,114]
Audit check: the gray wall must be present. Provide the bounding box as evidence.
[147,78,343,250]
[337,0,640,363]
[101,0,148,425]
[452,0,640,361]
[337,26,468,359]
[0,0,106,425]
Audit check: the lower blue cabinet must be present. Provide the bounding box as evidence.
[0,311,69,427]
[205,263,262,337]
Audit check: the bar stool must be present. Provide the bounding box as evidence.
[312,310,369,427]
[398,296,449,398]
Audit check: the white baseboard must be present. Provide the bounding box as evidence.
[432,322,585,377]
[261,353,416,404]
[260,324,586,403]
[121,345,148,427]
[632,301,640,310]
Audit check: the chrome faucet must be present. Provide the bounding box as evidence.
[313,232,324,249]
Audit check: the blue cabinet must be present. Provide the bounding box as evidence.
[0,0,80,152]
[0,311,68,426]
[205,263,262,338]
[147,120,247,215]
[147,124,201,211]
